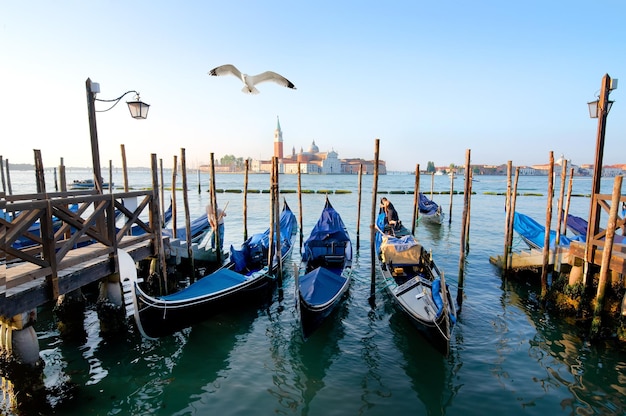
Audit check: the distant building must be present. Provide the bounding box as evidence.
[251,116,386,174]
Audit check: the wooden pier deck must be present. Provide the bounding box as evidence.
[489,246,571,271]
[1,188,166,319]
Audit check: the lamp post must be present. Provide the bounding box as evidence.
[85,78,150,194]
[585,74,618,276]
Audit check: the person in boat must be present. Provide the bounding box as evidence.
[380,197,401,231]
[206,202,226,249]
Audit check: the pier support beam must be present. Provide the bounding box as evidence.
[0,315,46,415]
[96,272,126,334]
[53,289,87,341]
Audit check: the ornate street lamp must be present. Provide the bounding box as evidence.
[584,74,618,283]
[86,78,150,193]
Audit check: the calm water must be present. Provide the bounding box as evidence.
[3,169,626,415]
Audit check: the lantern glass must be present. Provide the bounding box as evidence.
[127,100,150,119]
[587,100,599,118]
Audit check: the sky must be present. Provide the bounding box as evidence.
[1,1,625,172]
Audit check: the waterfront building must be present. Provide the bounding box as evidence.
[250,116,386,174]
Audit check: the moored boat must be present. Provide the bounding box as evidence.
[418,192,444,225]
[296,197,352,339]
[375,211,456,355]
[130,200,298,338]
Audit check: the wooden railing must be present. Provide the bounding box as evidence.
[1,189,161,298]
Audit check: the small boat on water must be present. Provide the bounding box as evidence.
[130,200,298,339]
[375,211,456,355]
[565,212,625,244]
[296,197,352,339]
[70,179,114,190]
[513,212,583,250]
[418,192,444,225]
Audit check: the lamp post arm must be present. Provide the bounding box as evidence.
[95,90,140,113]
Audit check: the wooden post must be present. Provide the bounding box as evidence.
[562,168,575,235]
[356,163,363,250]
[465,168,473,252]
[121,144,129,192]
[0,156,5,194]
[448,166,454,224]
[267,158,275,274]
[591,175,623,339]
[503,161,513,270]
[298,162,303,250]
[540,152,554,299]
[59,158,67,192]
[370,139,380,298]
[243,159,249,241]
[209,153,221,263]
[554,158,568,272]
[86,78,103,194]
[505,168,520,273]
[457,149,471,308]
[411,164,420,235]
[159,158,165,227]
[34,150,59,299]
[585,74,613,286]
[181,148,194,283]
[150,154,168,294]
[108,160,113,193]
[53,167,58,191]
[274,157,282,286]
[171,155,178,238]
[197,168,201,194]
[5,159,12,196]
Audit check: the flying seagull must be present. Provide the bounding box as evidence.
[208,64,297,94]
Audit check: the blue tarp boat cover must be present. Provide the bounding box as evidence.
[514,212,583,249]
[566,212,625,244]
[302,199,351,262]
[299,267,347,305]
[159,268,247,301]
[161,209,208,240]
[230,203,297,272]
[419,192,440,216]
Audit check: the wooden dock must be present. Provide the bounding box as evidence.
[489,246,571,271]
[1,188,166,319]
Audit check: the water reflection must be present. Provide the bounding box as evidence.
[504,278,626,415]
[389,311,456,415]
[287,301,346,415]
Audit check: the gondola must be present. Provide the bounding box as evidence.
[296,197,352,339]
[375,211,456,355]
[130,200,298,339]
[418,192,444,225]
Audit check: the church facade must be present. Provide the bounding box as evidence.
[250,117,386,175]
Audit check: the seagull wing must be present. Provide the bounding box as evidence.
[208,64,242,79]
[248,71,296,90]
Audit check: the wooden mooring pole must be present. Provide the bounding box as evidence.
[356,163,363,250]
[411,164,420,235]
[243,159,249,241]
[151,154,168,295]
[181,148,194,283]
[457,149,471,308]
[448,166,454,224]
[591,175,623,339]
[209,153,221,264]
[171,155,178,238]
[503,161,513,271]
[540,152,554,299]
[370,139,380,299]
[298,162,303,250]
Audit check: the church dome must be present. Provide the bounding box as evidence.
[308,140,319,154]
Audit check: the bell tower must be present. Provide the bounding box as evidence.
[273,116,284,159]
